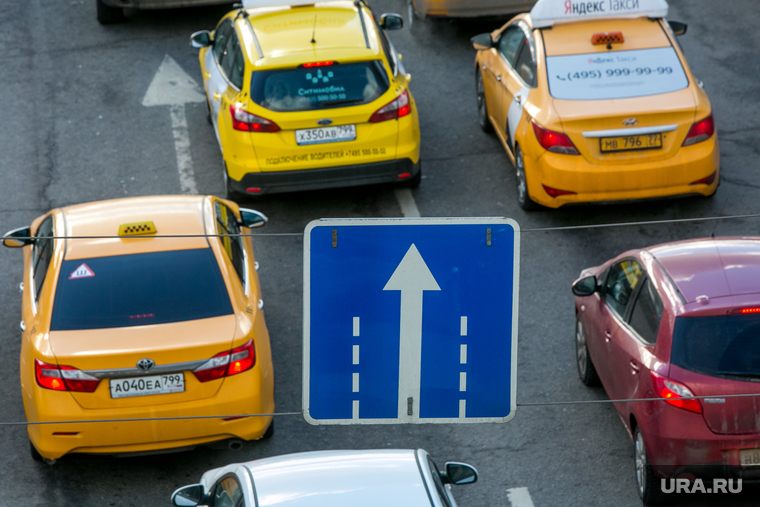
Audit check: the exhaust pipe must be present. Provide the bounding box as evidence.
[228,439,244,451]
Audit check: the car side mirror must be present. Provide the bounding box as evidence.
[3,226,32,248]
[380,13,404,30]
[190,30,213,49]
[470,33,493,51]
[171,484,205,507]
[441,462,478,485]
[572,275,598,297]
[239,209,268,229]
[668,20,687,36]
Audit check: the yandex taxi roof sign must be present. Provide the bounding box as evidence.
[242,0,318,8]
[530,0,669,29]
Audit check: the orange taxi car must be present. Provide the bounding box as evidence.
[472,0,719,209]
[2,196,275,462]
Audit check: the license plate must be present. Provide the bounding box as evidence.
[600,133,662,153]
[296,125,356,145]
[739,449,760,466]
[109,373,185,399]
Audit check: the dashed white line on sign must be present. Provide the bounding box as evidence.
[352,345,360,365]
[459,372,467,392]
[460,344,467,364]
[352,373,359,393]
[394,188,420,217]
[460,316,468,336]
[506,487,535,507]
[353,316,360,336]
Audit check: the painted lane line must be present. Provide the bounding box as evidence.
[459,372,467,392]
[394,188,420,217]
[353,345,360,365]
[353,316,360,337]
[506,487,535,507]
[459,399,466,418]
[142,54,205,195]
[460,316,468,336]
[460,344,467,364]
[352,372,359,393]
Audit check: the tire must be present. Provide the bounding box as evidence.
[399,162,422,188]
[635,428,667,505]
[206,98,213,125]
[223,164,243,202]
[407,0,422,34]
[261,420,275,440]
[30,441,43,462]
[575,315,600,386]
[475,69,493,134]
[96,0,125,24]
[514,146,538,211]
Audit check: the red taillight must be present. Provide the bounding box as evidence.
[532,121,579,155]
[246,187,262,193]
[193,340,256,383]
[542,184,577,198]
[689,171,717,186]
[230,105,280,133]
[651,372,702,414]
[369,90,411,123]
[35,359,100,393]
[303,61,334,67]
[682,114,715,146]
[736,307,760,314]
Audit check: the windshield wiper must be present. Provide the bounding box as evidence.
[716,371,760,380]
[320,99,364,107]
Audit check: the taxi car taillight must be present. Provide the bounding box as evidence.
[193,340,256,383]
[651,371,702,414]
[682,114,715,146]
[369,90,411,123]
[230,105,280,133]
[532,121,579,155]
[35,359,100,393]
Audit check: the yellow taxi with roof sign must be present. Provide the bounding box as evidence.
[190,0,421,199]
[2,196,275,461]
[471,0,719,209]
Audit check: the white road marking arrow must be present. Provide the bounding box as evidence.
[142,54,205,194]
[383,244,440,420]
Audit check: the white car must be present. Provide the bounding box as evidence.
[171,449,478,507]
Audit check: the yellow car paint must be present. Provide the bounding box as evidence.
[475,14,719,208]
[16,196,274,460]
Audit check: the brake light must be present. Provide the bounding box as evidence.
[682,114,715,146]
[651,372,702,414]
[230,105,280,133]
[689,171,717,186]
[35,359,100,393]
[303,61,334,67]
[733,307,760,314]
[193,340,256,383]
[542,184,577,198]
[532,121,579,155]
[369,90,411,123]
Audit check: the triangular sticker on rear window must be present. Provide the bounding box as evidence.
[69,263,95,280]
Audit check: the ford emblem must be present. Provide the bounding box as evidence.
[136,358,155,372]
[317,119,333,126]
[622,118,638,127]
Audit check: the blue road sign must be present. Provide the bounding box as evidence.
[303,218,520,424]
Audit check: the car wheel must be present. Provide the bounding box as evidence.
[475,70,493,134]
[575,315,600,386]
[515,146,538,211]
[407,0,423,33]
[399,162,422,188]
[206,98,213,125]
[635,428,666,505]
[96,0,125,24]
[223,164,243,202]
[262,420,275,440]
[30,441,43,462]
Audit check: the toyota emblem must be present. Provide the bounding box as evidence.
[136,358,155,372]
[622,118,638,127]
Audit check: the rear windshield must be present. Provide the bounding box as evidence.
[671,315,760,380]
[546,47,689,100]
[51,249,232,331]
[250,61,389,112]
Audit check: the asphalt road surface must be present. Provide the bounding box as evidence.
[2,0,760,505]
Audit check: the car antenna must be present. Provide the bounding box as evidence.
[310,14,317,44]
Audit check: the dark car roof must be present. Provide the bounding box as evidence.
[646,237,760,304]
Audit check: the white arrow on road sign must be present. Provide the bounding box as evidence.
[142,54,205,194]
[384,244,441,420]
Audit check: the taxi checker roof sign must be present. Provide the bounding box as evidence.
[303,218,520,425]
[242,0,318,8]
[530,0,669,29]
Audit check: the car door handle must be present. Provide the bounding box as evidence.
[513,94,523,103]
[630,360,640,374]
[18,282,24,293]
[19,320,25,332]
[213,91,221,100]
[258,299,264,310]
[496,75,502,82]
[604,330,612,342]
[204,71,211,79]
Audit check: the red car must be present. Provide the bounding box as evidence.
[572,237,760,504]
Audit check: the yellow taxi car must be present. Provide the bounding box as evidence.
[2,196,275,462]
[472,0,719,209]
[190,0,421,199]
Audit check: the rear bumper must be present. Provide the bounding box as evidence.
[229,158,420,196]
[102,0,231,8]
[525,136,720,208]
[25,370,274,460]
